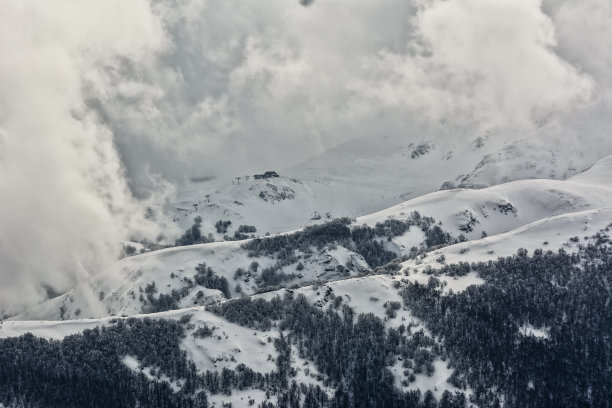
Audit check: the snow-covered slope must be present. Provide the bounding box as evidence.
[14,238,370,320]
[402,208,612,289]
[171,134,482,239]
[358,154,612,241]
[171,132,597,241]
[7,207,610,406]
[15,155,612,322]
[0,275,466,406]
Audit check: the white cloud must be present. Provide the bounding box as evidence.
[97,0,599,184]
[360,0,593,130]
[0,0,172,314]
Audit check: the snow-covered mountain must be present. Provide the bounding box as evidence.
[3,149,611,408]
[3,210,611,406]
[170,130,599,241]
[14,155,612,322]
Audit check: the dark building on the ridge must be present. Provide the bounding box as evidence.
[253,171,280,179]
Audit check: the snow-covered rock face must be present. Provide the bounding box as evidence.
[441,137,593,190]
[455,143,561,189]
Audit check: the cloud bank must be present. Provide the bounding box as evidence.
[95,0,605,187]
[0,0,610,314]
[0,0,171,314]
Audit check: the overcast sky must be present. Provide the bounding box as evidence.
[0,0,610,314]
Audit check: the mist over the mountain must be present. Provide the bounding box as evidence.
[0,0,611,314]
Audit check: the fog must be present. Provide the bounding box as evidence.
[0,0,610,314]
